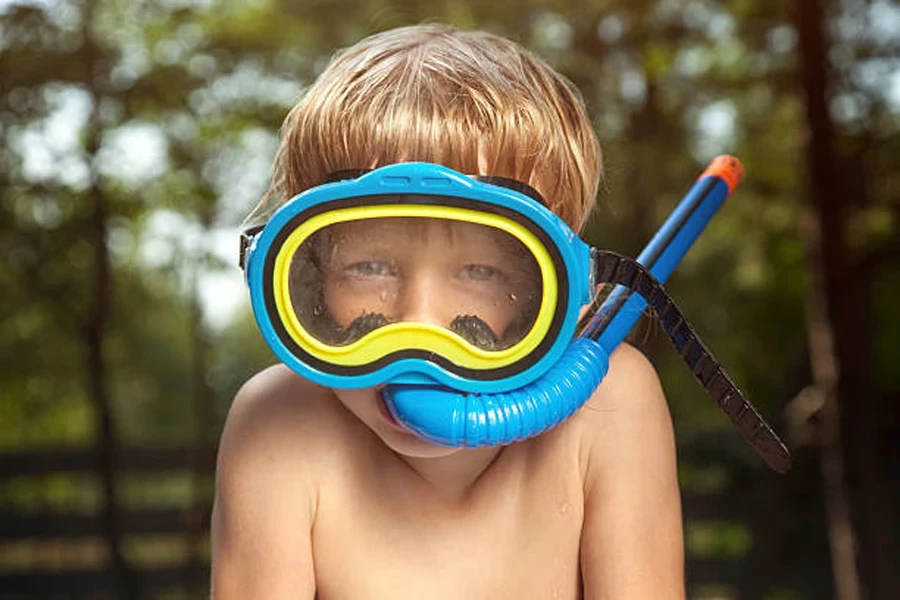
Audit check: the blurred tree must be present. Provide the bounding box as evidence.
[1,2,140,595]
[792,0,900,597]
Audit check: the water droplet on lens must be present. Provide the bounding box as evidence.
[379,289,387,303]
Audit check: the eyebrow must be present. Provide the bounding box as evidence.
[239,169,549,271]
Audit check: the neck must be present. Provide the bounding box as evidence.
[397,445,506,500]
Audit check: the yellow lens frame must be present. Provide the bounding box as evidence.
[272,204,559,371]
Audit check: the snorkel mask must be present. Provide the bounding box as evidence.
[241,156,791,473]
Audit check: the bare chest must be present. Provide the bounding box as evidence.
[312,450,584,599]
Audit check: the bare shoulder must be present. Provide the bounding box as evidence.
[211,365,343,598]
[571,343,685,598]
[570,342,677,486]
[223,364,346,446]
[217,365,351,485]
[213,363,363,518]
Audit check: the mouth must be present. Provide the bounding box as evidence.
[376,388,412,433]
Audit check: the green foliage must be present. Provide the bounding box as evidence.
[686,521,751,558]
[1,0,899,597]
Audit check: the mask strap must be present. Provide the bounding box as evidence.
[470,175,546,205]
[583,249,791,473]
[239,225,264,271]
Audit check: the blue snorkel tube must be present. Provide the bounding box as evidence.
[383,156,791,473]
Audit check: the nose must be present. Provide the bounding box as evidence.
[397,270,452,328]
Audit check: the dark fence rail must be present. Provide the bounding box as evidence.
[0,446,217,476]
[0,565,209,598]
[0,445,756,598]
[1,508,209,540]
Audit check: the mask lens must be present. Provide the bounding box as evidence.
[287,216,543,350]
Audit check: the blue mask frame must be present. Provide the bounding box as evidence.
[242,162,593,393]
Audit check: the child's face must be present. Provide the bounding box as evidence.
[303,216,543,454]
[316,217,541,348]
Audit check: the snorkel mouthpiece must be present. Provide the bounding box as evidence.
[386,337,609,445]
[383,156,791,473]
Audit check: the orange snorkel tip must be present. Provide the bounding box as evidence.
[700,155,744,194]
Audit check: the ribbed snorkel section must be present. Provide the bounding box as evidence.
[385,337,609,446]
[384,156,743,448]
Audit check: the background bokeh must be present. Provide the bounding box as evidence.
[1,0,898,598]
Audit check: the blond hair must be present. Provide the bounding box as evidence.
[249,24,602,232]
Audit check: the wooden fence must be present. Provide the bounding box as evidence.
[0,447,213,599]
[0,444,805,599]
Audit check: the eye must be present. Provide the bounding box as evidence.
[461,264,506,282]
[344,260,395,277]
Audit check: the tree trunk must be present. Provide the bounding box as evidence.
[792,0,894,597]
[85,163,138,600]
[798,207,861,600]
[185,219,217,593]
[82,1,138,596]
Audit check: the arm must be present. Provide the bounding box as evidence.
[210,368,318,599]
[578,344,684,599]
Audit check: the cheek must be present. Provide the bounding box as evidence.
[476,303,516,334]
[323,276,400,326]
[323,279,378,326]
[333,387,380,424]
[467,283,539,336]
[322,280,352,325]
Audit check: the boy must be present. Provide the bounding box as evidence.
[211,24,684,599]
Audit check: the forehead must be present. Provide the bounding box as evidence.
[325,217,522,246]
[312,217,533,266]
